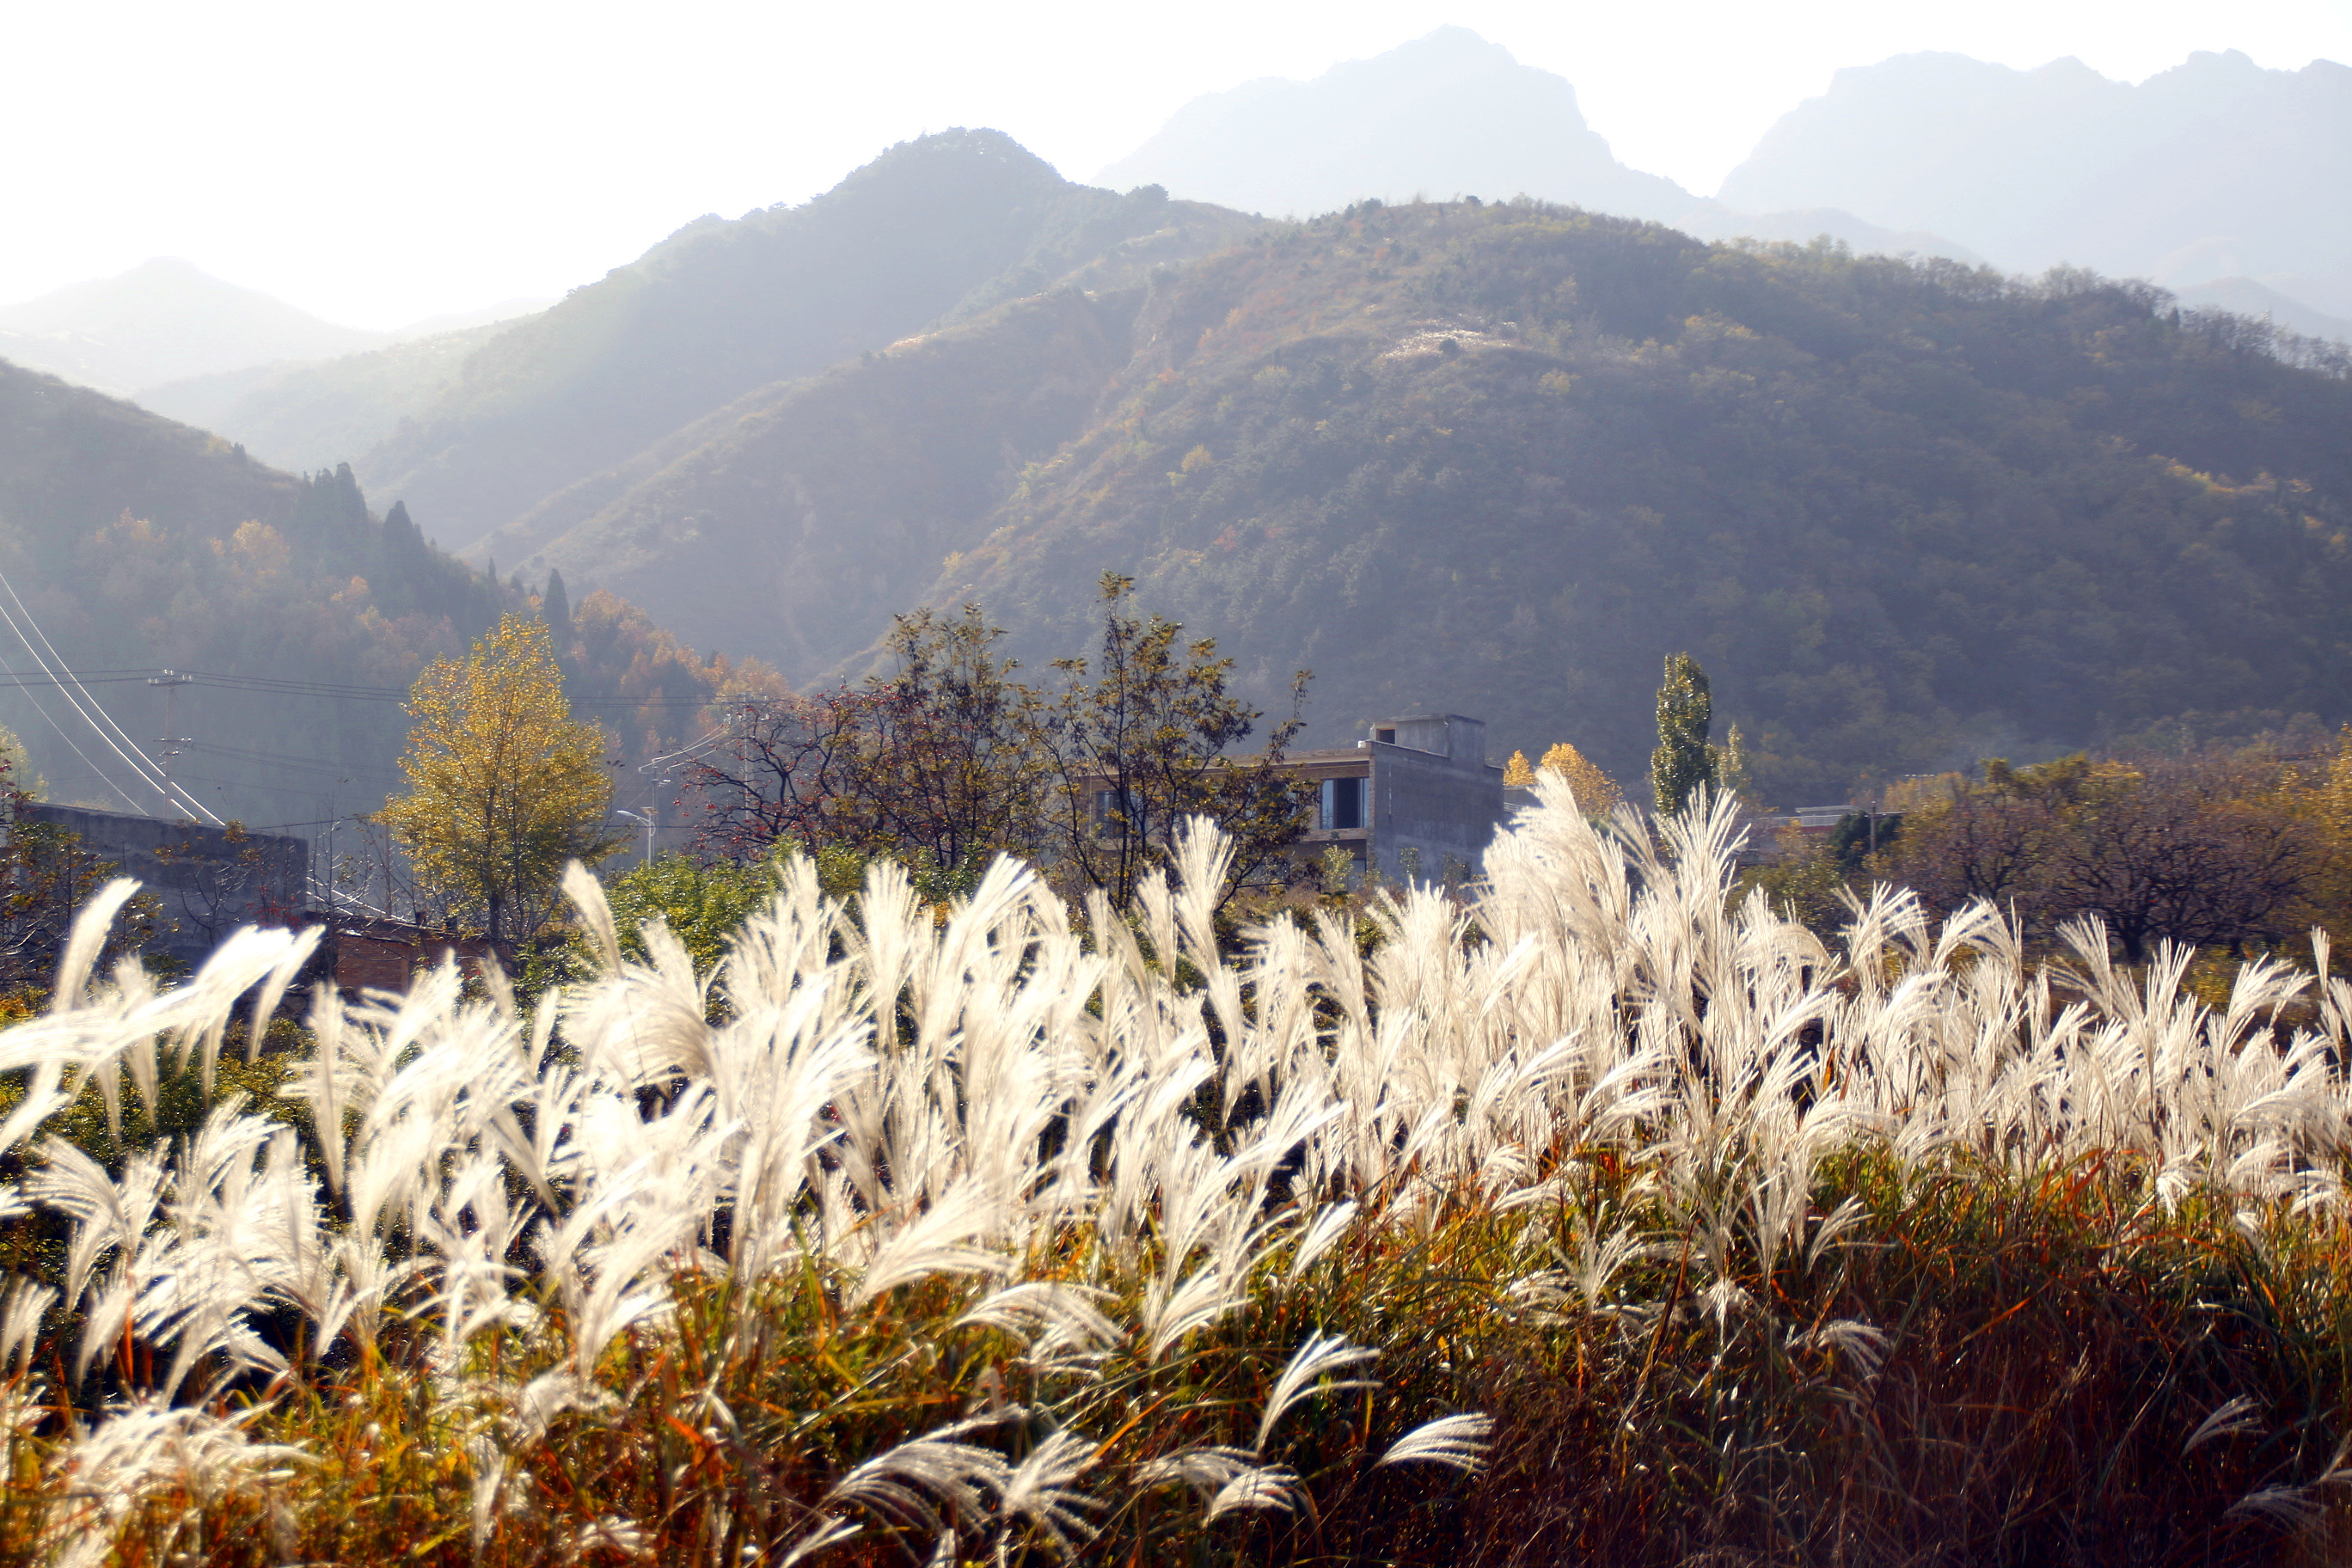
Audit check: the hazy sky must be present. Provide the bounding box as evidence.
[6,0,2348,328]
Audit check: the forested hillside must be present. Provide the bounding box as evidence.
[499,290,1140,674]
[357,130,1257,553]
[524,200,2352,800]
[0,360,762,830]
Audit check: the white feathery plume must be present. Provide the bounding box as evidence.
[997,1428,1100,1553]
[1205,1463,1304,1521]
[50,1397,303,1568]
[1375,1412,1495,1473]
[2184,1393,2266,1455]
[52,878,143,1004]
[824,1427,1012,1537]
[1254,1332,1380,1454]
[1288,1201,1358,1281]
[956,1282,1124,1361]
[0,1277,55,1377]
[848,1178,1014,1307]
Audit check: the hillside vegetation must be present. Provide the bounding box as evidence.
[357,131,1258,553]
[523,199,2352,799]
[0,361,759,826]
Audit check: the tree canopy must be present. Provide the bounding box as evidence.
[377,615,621,942]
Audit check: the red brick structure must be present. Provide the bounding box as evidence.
[296,916,509,998]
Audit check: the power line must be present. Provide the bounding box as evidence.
[0,570,221,824]
[0,635,149,813]
[171,669,751,709]
[0,586,175,814]
[178,738,404,787]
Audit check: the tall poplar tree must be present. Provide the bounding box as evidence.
[378,615,621,943]
[1651,652,1718,817]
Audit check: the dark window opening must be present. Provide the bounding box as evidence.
[1375,727,1396,744]
[1093,788,1143,835]
[1320,775,1364,830]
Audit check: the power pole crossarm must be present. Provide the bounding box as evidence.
[147,670,196,799]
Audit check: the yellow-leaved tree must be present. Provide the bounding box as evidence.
[378,615,622,943]
[1538,741,1625,817]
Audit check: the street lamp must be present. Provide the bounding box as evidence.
[616,810,655,864]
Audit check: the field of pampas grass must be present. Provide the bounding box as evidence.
[2,779,2352,1565]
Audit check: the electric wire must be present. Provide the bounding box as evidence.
[172,669,756,709]
[0,636,148,813]
[0,569,222,824]
[178,739,405,787]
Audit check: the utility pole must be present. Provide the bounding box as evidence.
[325,777,347,920]
[148,670,194,805]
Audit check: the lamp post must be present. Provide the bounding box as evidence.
[616,810,654,866]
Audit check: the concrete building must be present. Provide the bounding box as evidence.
[14,803,308,970]
[1289,714,1507,882]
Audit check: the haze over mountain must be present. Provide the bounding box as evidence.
[498,193,2352,800]
[352,130,1259,555]
[136,319,528,478]
[1096,29,1981,266]
[0,258,548,397]
[1718,49,2352,321]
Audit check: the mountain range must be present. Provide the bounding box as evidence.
[1097,29,1984,269]
[2,40,2349,813]
[1719,49,2352,319]
[0,258,544,396]
[492,187,2352,798]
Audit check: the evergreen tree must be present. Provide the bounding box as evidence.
[1651,653,1718,817]
[542,567,572,637]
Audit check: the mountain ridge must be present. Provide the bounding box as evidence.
[0,260,548,396]
[501,199,2352,799]
[1093,29,1986,269]
[1718,49,2352,317]
[355,130,1240,554]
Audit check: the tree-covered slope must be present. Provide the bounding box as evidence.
[475,187,1257,576]
[950,210,2352,796]
[524,201,2352,800]
[0,359,752,830]
[357,131,1245,553]
[520,289,1143,677]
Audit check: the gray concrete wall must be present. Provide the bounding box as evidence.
[1367,715,1504,880]
[16,805,309,966]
